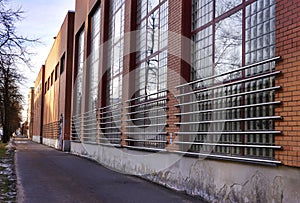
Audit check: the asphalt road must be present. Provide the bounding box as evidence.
[15,139,205,203]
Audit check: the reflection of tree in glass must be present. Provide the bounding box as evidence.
[145,11,159,96]
[215,11,242,82]
[216,0,242,17]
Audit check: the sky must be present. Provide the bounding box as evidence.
[9,0,75,121]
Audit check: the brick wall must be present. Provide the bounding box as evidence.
[275,0,300,167]
[166,0,191,150]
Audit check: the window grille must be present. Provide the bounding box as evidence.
[174,57,282,164]
[98,103,122,147]
[179,0,281,164]
[125,90,168,151]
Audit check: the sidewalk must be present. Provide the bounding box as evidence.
[15,139,205,203]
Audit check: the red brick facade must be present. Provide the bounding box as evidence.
[275,0,300,167]
[33,65,45,140]
[31,0,300,167]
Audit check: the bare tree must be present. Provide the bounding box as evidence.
[0,0,37,142]
[0,60,23,142]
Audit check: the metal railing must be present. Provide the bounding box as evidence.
[71,109,98,143]
[173,56,282,164]
[125,90,168,151]
[98,103,122,146]
[82,110,98,144]
[43,121,60,139]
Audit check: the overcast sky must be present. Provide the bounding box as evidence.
[9,0,75,120]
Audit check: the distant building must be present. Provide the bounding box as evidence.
[31,0,300,202]
[32,12,74,151]
[39,11,75,151]
[26,87,34,138]
[32,65,45,143]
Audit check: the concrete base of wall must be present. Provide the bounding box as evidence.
[43,138,59,149]
[32,136,41,143]
[71,142,300,202]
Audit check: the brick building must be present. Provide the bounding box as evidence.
[31,0,300,201]
[32,12,74,151]
[32,65,44,143]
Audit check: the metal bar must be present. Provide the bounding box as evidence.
[175,116,281,125]
[173,151,281,164]
[81,136,97,139]
[126,106,167,115]
[175,86,281,107]
[72,116,82,121]
[125,139,167,143]
[82,132,98,135]
[81,109,97,116]
[126,123,167,128]
[126,97,167,109]
[98,108,122,115]
[175,101,281,116]
[82,114,97,119]
[82,129,98,132]
[72,114,83,119]
[123,145,167,152]
[82,141,98,144]
[99,126,121,130]
[82,123,98,127]
[99,114,122,120]
[83,117,97,122]
[176,56,281,88]
[176,71,280,98]
[175,131,281,135]
[98,120,121,125]
[72,119,82,123]
[126,132,167,135]
[98,143,121,147]
[99,102,122,110]
[98,132,121,135]
[173,141,282,149]
[125,114,167,122]
[98,138,121,141]
[125,89,168,103]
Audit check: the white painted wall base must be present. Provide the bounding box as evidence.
[32,135,41,143]
[43,138,59,149]
[71,142,300,202]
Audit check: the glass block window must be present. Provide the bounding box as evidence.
[135,0,168,97]
[176,0,279,162]
[106,0,125,106]
[80,6,101,144]
[99,0,125,146]
[72,28,85,141]
[86,6,100,112]
[60,53,65,75]
[73,28,85,117]
[244,0,276,157]
[126,0,168,150]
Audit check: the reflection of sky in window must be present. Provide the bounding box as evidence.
[88,7,100,111]
[74,30,85,116]
[112,77,120,101]
[114,9,122,39]
[148,0,160,12]
[112,44,120,76]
